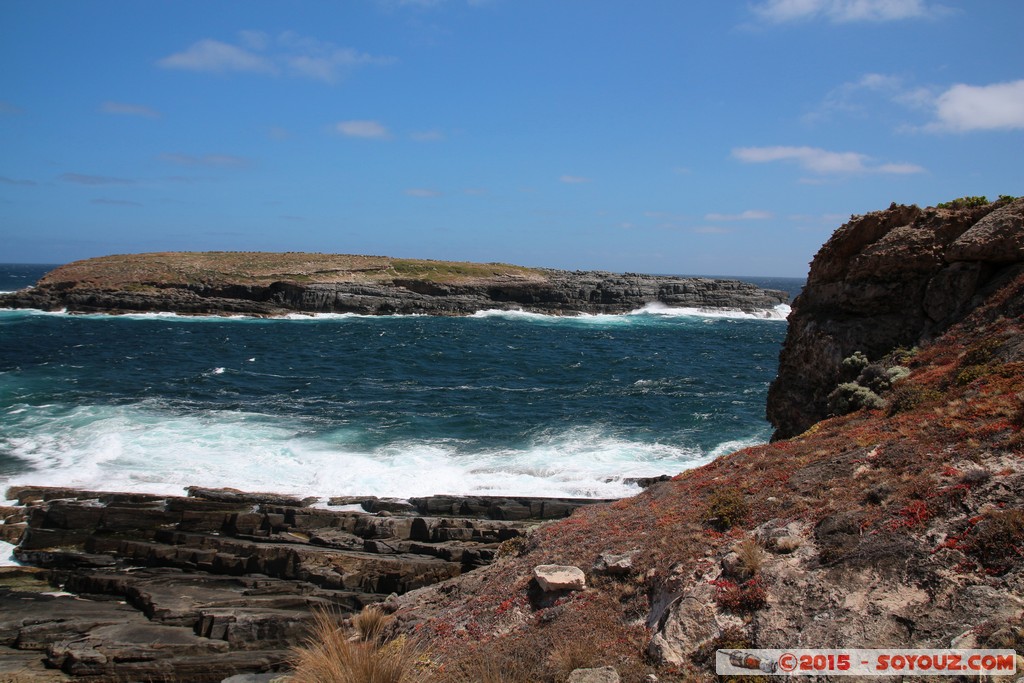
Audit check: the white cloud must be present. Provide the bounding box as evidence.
[158,32,394,84]
[158,39,276,74]
[336,120,391,139]
[159,153,251,167]
[751,0,948,24]
[405,188,442,197]
[732,145,924,175]
[926,79,1024,132]
[706,210,773,221]
[559,175,591,184]
[100,101,161,118]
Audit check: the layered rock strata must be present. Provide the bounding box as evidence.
[767,196,1024,439]
[0,486,608,682]
[0,252,788,316]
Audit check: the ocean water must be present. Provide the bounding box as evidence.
[0,264,799,501]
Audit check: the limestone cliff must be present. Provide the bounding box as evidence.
[0,252,788,317]
[767,196,1024,440]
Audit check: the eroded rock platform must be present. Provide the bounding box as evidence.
[0,486,609,682]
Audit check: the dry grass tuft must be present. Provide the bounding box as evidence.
[734,538,764,578]
[352,605,393,644]
[289,610,426,683]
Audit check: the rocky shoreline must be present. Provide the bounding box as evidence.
[0,486,614,681]
[3,198,1022,681]
[0,253,789,317]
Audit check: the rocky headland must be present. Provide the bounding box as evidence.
[1,196,1022,682]
[0,252,789,317]
[767,195,1024,440]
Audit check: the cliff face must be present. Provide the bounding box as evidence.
[767,196,1024,439]
[0,252,788,316]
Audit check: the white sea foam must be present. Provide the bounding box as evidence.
[1,303,789,324]
[0,403,748,500]
[628,302,791,320]
[0,540,19,566]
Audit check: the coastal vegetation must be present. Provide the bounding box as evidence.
[32,251,548,289]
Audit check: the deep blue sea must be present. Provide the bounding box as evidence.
[0,264,801,501]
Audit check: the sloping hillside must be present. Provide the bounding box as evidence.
[376,199,1024,682]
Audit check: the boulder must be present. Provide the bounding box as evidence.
[533,564,586,592]
[567,666,622,683]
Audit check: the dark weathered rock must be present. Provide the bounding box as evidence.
[767,197,1024,439]
[0,485,598,681]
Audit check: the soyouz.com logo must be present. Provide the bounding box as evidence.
[716,649,1018,676]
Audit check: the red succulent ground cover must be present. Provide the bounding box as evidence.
[392,272,1024,682]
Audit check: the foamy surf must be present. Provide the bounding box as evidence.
[1,303,789,323]
[0,402,747,500]
[629,302,791,320]
[0,541,19,567]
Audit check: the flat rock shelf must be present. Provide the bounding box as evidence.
[0,486,612,682]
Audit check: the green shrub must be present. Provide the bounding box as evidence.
[887,384,943,415]
[703,488,749,531]
[937,196,990,209]
[841,351,870,378]
[828,382,885,415]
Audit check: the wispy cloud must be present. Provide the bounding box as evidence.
[92,198,142,207]
[925,79,1024,132]
[692,226,734,234]
[732,145,924,175]
[60,173,136,186]
[159,153,252,167]
[705,210,773,221]
[751,0,949,24]
[411,129,444,142]
[158,31,394,84]
[158,39,276,74]
[404,188,442,197]
[336,120,391,139]
[0,175,36,186]
[559,175,591,184]
[804,73,907,122]
[100,101,161,118]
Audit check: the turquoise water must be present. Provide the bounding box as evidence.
[0,265,797,500]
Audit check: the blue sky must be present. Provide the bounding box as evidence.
[1,1,1022,276]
